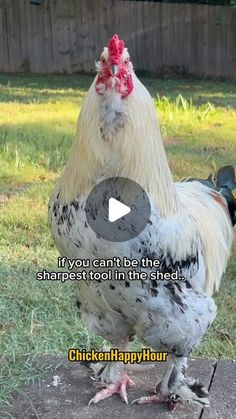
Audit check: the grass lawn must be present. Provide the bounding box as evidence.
[0,74,235,410]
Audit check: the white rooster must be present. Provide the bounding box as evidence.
[49,35,236,410]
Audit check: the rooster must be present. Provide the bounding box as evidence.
[49,35,236,410]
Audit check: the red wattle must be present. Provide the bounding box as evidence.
[95,73,133,98]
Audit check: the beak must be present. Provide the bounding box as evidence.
[111,64,118,76]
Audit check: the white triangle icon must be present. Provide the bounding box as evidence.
[108,198,131,223]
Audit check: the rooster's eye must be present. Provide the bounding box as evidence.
[124,59,129,64]
[101,58,106,64]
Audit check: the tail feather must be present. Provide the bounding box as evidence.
[178,166,234,295]
[215,166,236,226]
[216,165,235,189]
[183,165,236,226]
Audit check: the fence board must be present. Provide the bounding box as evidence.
[0,0,235,79]
[0,0,3,67]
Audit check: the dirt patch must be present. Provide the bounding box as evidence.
[0,183,31,206]
[163,137,182,147]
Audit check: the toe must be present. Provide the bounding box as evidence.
[131,394,164,405]
[88,373,135,405]
[88,383,118,405]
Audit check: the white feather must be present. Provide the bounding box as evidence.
[176,181,233,295]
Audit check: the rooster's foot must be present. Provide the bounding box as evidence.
[131,392,181,411]
[88,373,135,405]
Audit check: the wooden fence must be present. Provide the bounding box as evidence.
[0,0,236,79]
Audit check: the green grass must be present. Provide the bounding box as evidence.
[0,74,235,409]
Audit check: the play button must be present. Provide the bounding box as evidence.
[108,198,131,222]
[85,177,151,242]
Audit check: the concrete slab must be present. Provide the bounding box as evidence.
[2,356,219,419]
[201,360,236,419]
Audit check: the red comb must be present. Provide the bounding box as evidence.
[107,34,124,64]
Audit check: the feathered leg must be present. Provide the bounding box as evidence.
[88,338,135,405]
[132,355,209,410]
